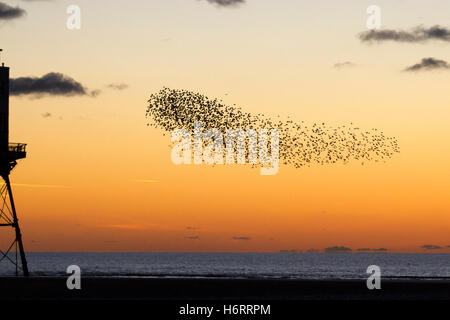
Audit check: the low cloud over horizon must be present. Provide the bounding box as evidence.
[10,72,100,98]
[325,246,352,253]
[184,236,200,240]
[357,248,388,252]
[232,236,251,241]
[359,25,450,43]
[421,244,442,250]
[404,58,450,72]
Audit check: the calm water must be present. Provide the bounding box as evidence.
[0,252,449,279]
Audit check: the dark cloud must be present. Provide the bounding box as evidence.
[357,248,388,252]
[325,246,352,253]
[232,236,251,241]
[333,61,356,69]
[10,72,99,97]
[184,236,200,240]
[41,112,51,118]
[0,2,26,20]
[186,226,198,230]
[359,25,450,43]
[421,244,442,250]
[203,0,245,8]
[404,58,450,72]
[107,83,128,91]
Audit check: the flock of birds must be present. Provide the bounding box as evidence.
[146,88,400,168]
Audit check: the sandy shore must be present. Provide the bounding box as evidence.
[0,277,449,301]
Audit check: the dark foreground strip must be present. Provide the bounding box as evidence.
[3,300,448,319]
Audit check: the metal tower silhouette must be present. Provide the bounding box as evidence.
[0,50,29,276]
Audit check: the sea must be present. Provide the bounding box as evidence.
[0,252,449,279]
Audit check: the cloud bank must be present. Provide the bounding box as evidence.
[232,236,251,241]
[421,244,442,250]
[404,58,450,72]
[0,2,26,20]
[359,25,450,43]
[184,236,200,240]
[357,248,388,252]
[325,246,352,253]
[10,72,98,97]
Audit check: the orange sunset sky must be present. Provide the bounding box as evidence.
[0,0,449,252]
